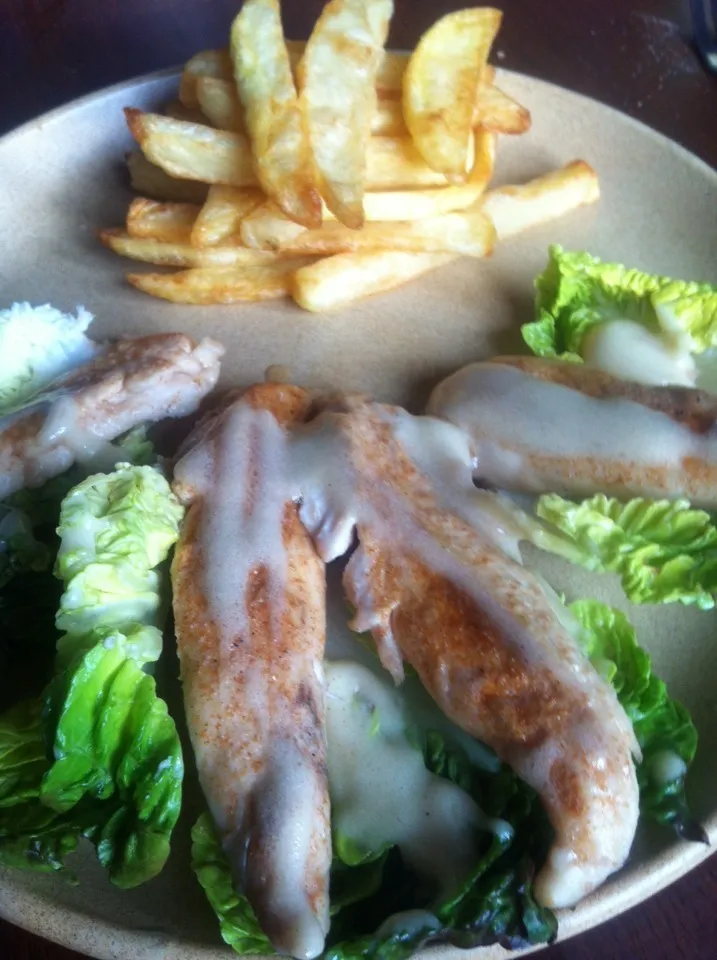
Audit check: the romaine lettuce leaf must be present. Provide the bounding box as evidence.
[570,599,704,841]
[191,813,275,956]
[521,246,717,361]
[536,493,717,608]
[0,303,97,413]
[0,463,184,887]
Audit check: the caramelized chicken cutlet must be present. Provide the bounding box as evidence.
[0,333,224,498]
[172,383,330,960]
[428,356,717,508]
[294,397,640,910]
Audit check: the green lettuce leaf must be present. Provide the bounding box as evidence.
[0,463,184,887]
[570,599,704,841]
[521,246,717,360]
[191,813,275,956]
[535,493,717,608]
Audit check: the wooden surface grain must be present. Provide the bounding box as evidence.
[0,0,716,958]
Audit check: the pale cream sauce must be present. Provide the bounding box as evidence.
[582,319,696,387]
[426,362,717,493]
[325,661,509,893]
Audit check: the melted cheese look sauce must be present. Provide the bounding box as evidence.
[427,361,717,504]
[325,661,510,894]
[582,320,696,387]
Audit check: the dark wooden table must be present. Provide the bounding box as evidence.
[0,1,716,958]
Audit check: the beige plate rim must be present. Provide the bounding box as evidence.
[0,62,715,960]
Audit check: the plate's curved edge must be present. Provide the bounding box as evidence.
[0,60,716,960]
[0,65,181,148]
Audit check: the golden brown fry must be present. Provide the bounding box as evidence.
[403,8,502,176]
[179,49,232,107]
[126,198,199,243]
[125,110,258,186]
[164,99,209,125]
[196,77,246,132]
[126,152,209,204]
[298,0,394,228]
[231,0,321,227]
[196,76,406,137]
[191,185,265,247]
[245,206,496,258]
[127,261,310,304]
[481,160,600,239]
[100,229,278,268]
[473,84,531,134]
[240,202,307,250]
[126,112,449,190]
[292,250,454,312]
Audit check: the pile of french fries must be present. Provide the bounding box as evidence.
[101,2,599,313]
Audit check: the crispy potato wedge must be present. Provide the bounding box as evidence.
[100,229,278,267]
[163,99,209,125]
[191,185,265,247]
[196,76,407,137]
[375,51,494,99]
[179,49,232,107]
[240,202,307,250]
[126,198,199,243]
[481,160,600,239]
[127,261,310,304]
[126,152,209,204]
[298,0,394,228]
[246,205,496,258]
[231,0,321,227]
[325,130,494,221]
[292,250,454,312]
[365,136,453,188]
[196,77,246,132]
[403,8,501,176]
[125,110,258,186]
[473,84,531,134]
[127,112,450,190]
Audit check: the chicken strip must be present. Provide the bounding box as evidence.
[427,356,717,508]
[293,397,640,910]
[172,383,330,960]
[0,333,224,499]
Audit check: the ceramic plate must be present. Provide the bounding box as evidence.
[0,66,716,960]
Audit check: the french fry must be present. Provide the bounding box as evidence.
[125,110,257,187]
[196,77,246,132]
[125,152,209,204]
[100,229,279,268]
[403,8,502,176]
[473,84,531,135]
[366,136,455,188]
[178,44,495,103]
[375,51,495,98]
[292,250,455,312]
[241,202,307,250]
[191,185,265,247]
[179,49,232,107]
[245,206,496,258]
[126,111,451,190]
[298,0,394,228]
[231,0,321,227]
[127,261,310,304]
[126,198,199,243]
[481,160,600,239]
[163,99,208,125]
[325,130,494,221]
[196,76,407,137]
